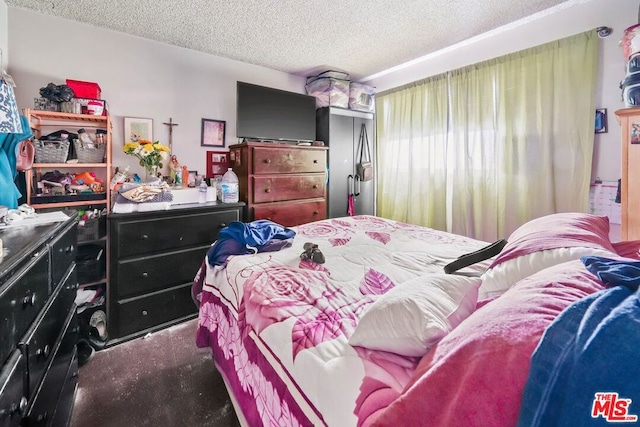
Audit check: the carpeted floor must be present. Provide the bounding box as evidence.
[71,318,240,427]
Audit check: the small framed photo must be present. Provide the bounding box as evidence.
[188,170,198,187]
[595,108,608,134]
[124,117,153,143]
[201,119,226,147]
[206,150,231,178]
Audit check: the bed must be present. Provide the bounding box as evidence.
[192,213,639,426]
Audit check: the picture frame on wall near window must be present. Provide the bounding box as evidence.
[201,119,226,147]
[124,117,153,143]
[595,108,608,134]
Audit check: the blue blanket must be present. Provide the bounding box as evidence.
[206,220,296,266]
[518,259,640,426]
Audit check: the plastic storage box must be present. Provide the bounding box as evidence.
[305,71,350,108]
[66,79,102,100]
[349,82,375,112]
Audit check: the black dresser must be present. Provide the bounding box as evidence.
[107,202,244,344]
[0,214,79,427]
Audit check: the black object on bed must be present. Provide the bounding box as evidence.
[444,239,508,274]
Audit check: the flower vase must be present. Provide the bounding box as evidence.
[144,166,159,183]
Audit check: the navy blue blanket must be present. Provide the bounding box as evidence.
[206,220,295,266]
[518,258,640,426]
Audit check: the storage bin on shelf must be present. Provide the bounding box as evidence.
[66,79,102,100]
[305,70,350,108]
[349,82,376,112]
[74,139,106,163]
[76,244,105,284]
[77,217,101,242]
[34,138,70,163]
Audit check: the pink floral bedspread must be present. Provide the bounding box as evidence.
[195,216,488,426]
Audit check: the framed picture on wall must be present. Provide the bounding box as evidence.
[124,117,153,143]
[595,108,608,134]
[201,119,226,147]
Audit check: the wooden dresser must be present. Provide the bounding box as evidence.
[0,214,79,427]
[229,142,328,227]
[615,108,640,240]
[107,202,245,344]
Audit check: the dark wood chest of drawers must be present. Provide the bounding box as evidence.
[0,215,79,427]
[230,142,329,227]
[107,202,245,344]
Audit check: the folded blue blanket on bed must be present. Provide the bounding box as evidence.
[207,220,296,266]
[517,283,640,426]
[581,256,640,290]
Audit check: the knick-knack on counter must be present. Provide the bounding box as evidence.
[182,165,189,188]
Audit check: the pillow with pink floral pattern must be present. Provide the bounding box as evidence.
[478,212,616,300]
[348,274,481,357]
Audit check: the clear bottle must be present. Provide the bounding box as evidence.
[220,168,239,203]
[77,128,95,148]
[110,165,130,191]
[198,179,208,203]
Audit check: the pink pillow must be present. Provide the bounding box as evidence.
[479,213,616,298]
[372,260,605,427]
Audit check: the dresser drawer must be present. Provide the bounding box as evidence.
[115,245,210,299]
[115,210,237,259]
[0,250,49,366]
[19,267,77,398]
[252,174,326,203]
[0,351,26,427]
[252,147,326,174]
[253,199,326,227]
[48,223,77,290]
[114,283,196,338]
[24,309,77,427]
[50,348,77,427]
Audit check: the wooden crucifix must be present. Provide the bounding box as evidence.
[163,117,179,154]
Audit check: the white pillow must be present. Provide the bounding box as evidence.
[478,247,614,300]
[348,274,481,357]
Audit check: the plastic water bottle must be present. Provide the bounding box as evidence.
[198,180,208,203]
[220,168,239,203]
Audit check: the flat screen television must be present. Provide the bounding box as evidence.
[237,82,316,142]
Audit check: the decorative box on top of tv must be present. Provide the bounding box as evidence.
[305,70,350,108]
[349,82,375,113]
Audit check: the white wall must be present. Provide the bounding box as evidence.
[1,0,7,67]
[7,7,306,176]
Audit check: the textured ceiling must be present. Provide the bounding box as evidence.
[6,0,572,81]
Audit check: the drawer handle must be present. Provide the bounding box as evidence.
[313,211,319,215]
[219,223,227,228]
[36,345,50,359]
[265,188,271,193]
[142,272,149,278]
[266,217,272,221]
[264,159,271,164]
[312,184,318,189]
[22,293,36,307]
[37,411,48,422]
[141,234,149,240]
[179,236,184,241]
[65,244,75,254]
[142,310,148,316]
[313,159,318,163]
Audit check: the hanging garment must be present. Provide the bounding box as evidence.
[0,115,34,209]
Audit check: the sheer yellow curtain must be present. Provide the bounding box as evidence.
[448,31,599,240]
[376,74,449,229]
[375,30,599,240]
